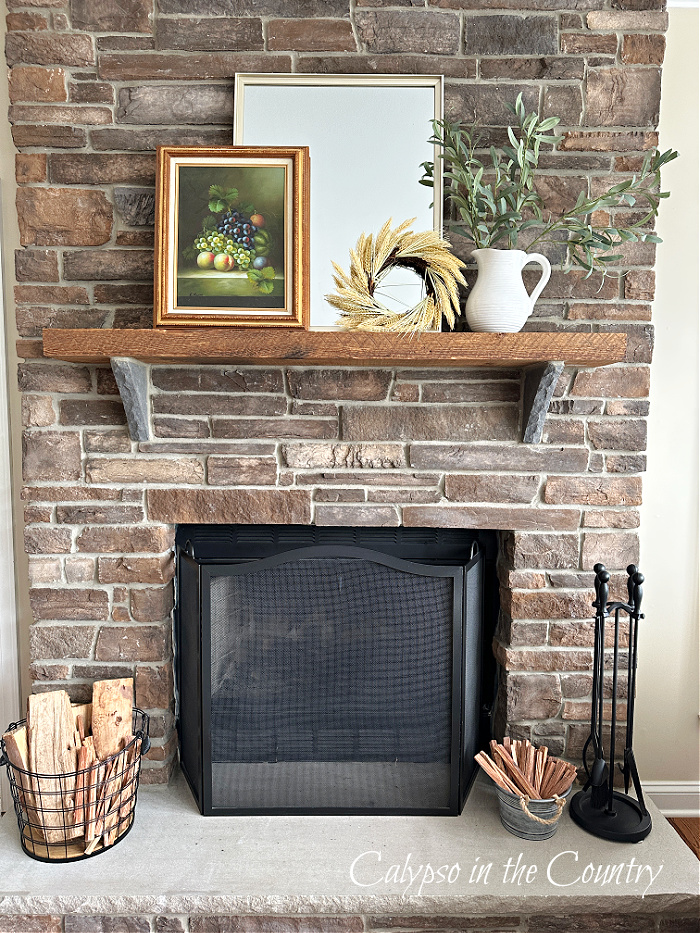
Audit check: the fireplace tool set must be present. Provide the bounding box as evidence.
[570,563,652,842]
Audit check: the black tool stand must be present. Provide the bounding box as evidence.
[570,563,652,843]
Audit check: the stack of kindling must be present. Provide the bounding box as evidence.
[2,678,140,856]
[475,737,578,800]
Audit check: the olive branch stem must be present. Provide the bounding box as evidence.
[421,94,678,276]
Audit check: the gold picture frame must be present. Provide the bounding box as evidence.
[154,145,310,327]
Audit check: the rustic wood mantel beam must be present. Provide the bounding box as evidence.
[42,329,626,368]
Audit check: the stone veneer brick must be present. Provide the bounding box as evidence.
[8,2,665,776]
[0,913,693,931]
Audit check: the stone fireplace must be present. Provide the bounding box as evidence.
[9,1,661,786]
[21,359,647,785]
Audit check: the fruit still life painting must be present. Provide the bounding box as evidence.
[176,163,285,310]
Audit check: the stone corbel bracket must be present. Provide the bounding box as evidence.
[522,361,565,444]
[111,357,151,442]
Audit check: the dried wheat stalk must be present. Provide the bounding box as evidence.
[325,217,467,333]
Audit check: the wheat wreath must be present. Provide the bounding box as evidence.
[325,218,467,333]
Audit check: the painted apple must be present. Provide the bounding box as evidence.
[213,253,235,272]
[249,213,265,228]
[197,251,216,269]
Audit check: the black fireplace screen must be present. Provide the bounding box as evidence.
[175,526,489,815]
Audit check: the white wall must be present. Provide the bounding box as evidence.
[638,6,700,787]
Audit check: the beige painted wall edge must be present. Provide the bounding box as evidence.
[637,6,700,782]
[0,2,24,812]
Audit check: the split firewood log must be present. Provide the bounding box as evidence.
[2,725,36,817]
[84,760,104,848]
[73,741,95,829]
[102,740,133,847]
[118,737,140,826]
[92,680,133,761]
[72,702,92,744]
[27,691,81,842]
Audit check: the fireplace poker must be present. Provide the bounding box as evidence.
[584,564,609,810]
[622,566,646,804]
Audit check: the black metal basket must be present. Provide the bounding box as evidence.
[1,708,150,863]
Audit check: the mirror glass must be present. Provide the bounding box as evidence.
[373,265,427,317]
[234,75,443,328]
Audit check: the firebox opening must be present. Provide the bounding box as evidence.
[174,525,500,816]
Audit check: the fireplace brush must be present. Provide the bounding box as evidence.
[570,563,652,843]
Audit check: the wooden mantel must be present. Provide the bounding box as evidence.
[42,328,627,444]
[43,328,625,368]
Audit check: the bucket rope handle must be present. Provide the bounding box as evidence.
[519,794,566,825]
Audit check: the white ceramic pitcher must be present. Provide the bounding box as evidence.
[465,248,551,333]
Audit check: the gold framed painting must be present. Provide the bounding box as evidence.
[154,145,310,327]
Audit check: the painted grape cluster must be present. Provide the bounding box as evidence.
[191,185,274,284]
[194,210,271,272]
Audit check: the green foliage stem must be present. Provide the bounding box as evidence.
[421,93,678,276]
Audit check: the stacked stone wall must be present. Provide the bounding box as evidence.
[7,0,666,780]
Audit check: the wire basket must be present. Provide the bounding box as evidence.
[1,708,150,863]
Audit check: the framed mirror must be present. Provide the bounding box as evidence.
[234,74,443,329]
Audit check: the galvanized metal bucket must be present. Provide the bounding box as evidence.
[497,785,571,841]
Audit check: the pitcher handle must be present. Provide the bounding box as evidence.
[522,252,551,309]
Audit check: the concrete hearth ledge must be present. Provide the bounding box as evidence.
[0,771,697,918]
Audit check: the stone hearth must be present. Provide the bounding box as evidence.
[0,773,697,931]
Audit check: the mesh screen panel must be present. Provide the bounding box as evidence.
[209,557,455,809]
[211,761,450,810]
